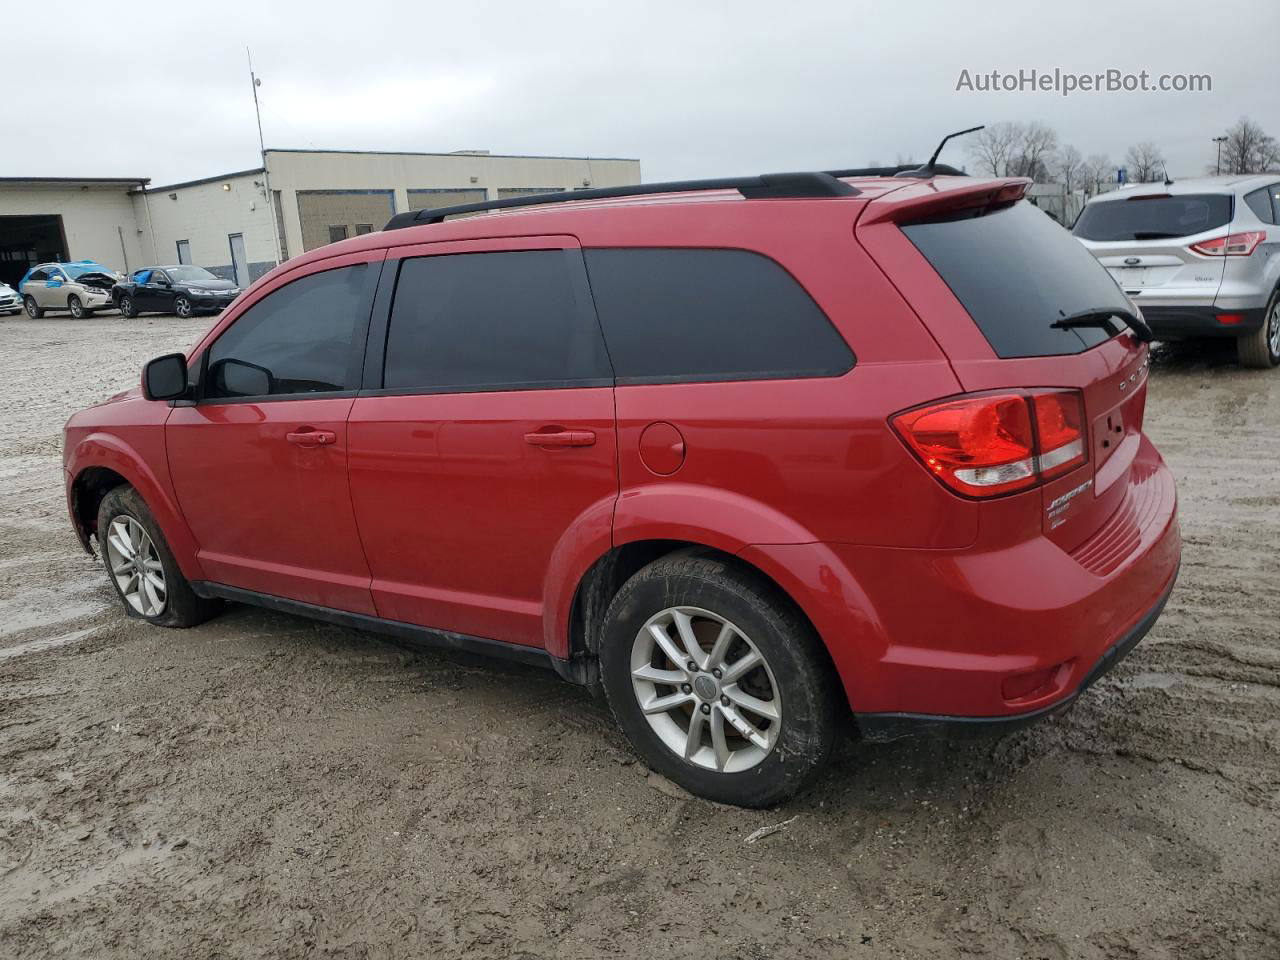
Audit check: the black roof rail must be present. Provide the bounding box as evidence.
[825,163,968,178]
[384,171,858,230]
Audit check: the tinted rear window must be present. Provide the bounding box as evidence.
[903,201,1130,359]
[1071,193,1233,241]
[583,248,853,383]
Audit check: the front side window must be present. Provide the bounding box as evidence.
[204,264,370,399]
[383,250,610,392]
[583,248,853,383]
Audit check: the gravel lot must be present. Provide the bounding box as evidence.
[1,313,1277,960]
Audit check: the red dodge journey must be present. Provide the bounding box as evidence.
[63,165,1180,806]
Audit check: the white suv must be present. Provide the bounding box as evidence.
[1073,176,1280,368]
[19,261,121,319]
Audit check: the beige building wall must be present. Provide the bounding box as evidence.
[131,171,278,282]
[0,181,148,275]
[295,191,396,251]
[264,150,641,255]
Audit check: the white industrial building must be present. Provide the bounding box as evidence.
[0,149,641,289]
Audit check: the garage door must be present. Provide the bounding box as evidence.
[0,215,68,287]
[296,191,396,252]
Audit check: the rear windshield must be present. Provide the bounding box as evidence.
[902,201,1130,359]
[1071,193,1233,241]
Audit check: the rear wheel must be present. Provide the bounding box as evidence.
[119,296,136,318]
[599,552,841,807]
[1238,289,1280,369]
[23,295,43,319]
[67,295,84,319]
[174,296,193,319]
[96,485,219,628]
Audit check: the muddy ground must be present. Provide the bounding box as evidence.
[0,313,1276,960]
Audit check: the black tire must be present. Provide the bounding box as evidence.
[23,295,43,319]
[599,551,841,807]
[67,295,84,319]
[174,296,193,319]
[1238,287,1280,369]
[119,296,136,318]
[96,485,219,628]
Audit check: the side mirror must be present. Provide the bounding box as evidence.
[157,277,171,286]
[143,353,189,401]
[209,357,273,397]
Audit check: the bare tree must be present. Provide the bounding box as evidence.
[1219,117,1280,174]
[1081,153,1112,195]
[1124,142,1165,182]
[1009,122,1059,182]
[1054,145,1085,193]
[968,122,1022,177]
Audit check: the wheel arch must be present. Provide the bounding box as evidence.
[561,538,854,714]
[67,434,204,580]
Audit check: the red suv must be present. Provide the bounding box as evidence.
[63,169,1180,807]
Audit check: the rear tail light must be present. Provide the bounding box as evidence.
[891,390,1087,499]
[1189,231,1265,257]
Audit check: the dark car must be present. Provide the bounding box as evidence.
[114,266,241,319]
[64,169,1180,807]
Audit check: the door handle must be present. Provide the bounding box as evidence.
[523,429,596,447]
[286,429,336,447]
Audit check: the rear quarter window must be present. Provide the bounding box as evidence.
[583,248,853,384]
[903,201,1131,359]
[1072,193,1233,241]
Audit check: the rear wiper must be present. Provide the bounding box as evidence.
[1051,306,1153,343]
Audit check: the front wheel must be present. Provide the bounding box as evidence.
[96,485,219,628]
[174,296,193,319]
[1238,290,1280,369]
[119,296,136,318]
[599,552,841,807]
[24,295,44,319]
[67,295,84,319]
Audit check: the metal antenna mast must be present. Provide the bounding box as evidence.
[248,48,283,265]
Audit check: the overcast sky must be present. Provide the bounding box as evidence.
[12,0,1275,186]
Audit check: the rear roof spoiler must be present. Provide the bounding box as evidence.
[859,179,1031,225]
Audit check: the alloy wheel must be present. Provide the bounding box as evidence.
[69,297,83,319]
[104,515,167,617]
[1269,300,1280,359]
[630,606,781,773]
[175,297,192,318]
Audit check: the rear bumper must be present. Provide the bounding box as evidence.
[853,566,1176,741]
[740,436,1180,727]
[1140,304,1264,338]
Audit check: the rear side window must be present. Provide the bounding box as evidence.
[205,264,370,398]
[583,249,853,383]
[1244,187,1276,224]
[903,201,1131,359]
[1072,193,1233,241]
[384,250,611,392]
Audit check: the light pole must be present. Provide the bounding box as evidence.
[1213,135,1228,176]
[248,48,284,266]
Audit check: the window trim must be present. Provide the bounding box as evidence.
[193,257,384,406]
[362,238,614,397]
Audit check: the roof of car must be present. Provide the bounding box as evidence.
[1087,174,1279,202]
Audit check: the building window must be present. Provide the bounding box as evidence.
[354,223,374,236]
[176,240,191,264]
[328,225,349,244]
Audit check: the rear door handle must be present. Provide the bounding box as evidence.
[286,429,336,447]
[524,429,596,447]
